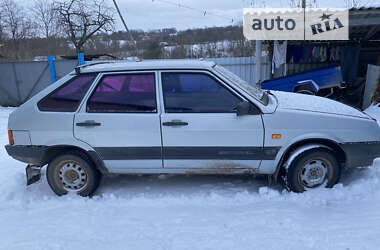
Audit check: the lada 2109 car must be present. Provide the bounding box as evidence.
[5,60,380,196]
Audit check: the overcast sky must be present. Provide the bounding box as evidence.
[115,0,380,31]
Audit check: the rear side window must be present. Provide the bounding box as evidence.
[38,75,96,112]
[87,73,156,113]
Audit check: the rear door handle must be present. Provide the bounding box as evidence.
[162,120,188,126]
[76,120,101,127]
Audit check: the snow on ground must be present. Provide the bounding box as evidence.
[1,107,380,250]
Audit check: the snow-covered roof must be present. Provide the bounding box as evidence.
[78,59,216,73]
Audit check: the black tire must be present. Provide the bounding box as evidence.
[295,85,316,95]
[285,148,341,193]
[296,89,316,95]
[47,152,101,197]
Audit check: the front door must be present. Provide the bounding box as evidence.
[74,71,163,173]
[159,71,264,171]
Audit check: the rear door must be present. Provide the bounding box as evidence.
[74,71,163,173]
[159,70,265,171]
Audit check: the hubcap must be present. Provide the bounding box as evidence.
[299,159,328,188]
[58,161,87,191]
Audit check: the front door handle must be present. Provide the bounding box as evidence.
[162,120,188,126]
[76,120,101,127]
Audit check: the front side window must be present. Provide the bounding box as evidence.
[87,73,156,113]
[162,72,241,113]
[38,74,96,112]
[214,65,267,105]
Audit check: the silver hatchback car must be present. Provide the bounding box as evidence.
[5,60,380,196]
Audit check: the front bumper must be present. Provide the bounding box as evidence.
[5,144,48,166]
[340,141,380,168]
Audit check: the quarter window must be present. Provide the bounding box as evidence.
[161,72,241,113]
[38,74,96,112]
[87,73,157,113]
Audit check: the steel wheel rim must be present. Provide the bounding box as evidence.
[58,161,88,192]
[299,158,329,188]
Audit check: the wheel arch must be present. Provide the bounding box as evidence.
[273,138,346,181]
[294,84,317,95]
[42,145,108,175]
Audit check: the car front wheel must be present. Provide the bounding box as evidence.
[285,149,341,192]
[47,152,100,196]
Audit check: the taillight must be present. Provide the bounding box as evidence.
[8,130,14,145]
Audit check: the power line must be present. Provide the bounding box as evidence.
[151,0,235,23]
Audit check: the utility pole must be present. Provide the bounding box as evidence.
[255,40,262,86]
[112,0,139,57]
[302,0,306,40]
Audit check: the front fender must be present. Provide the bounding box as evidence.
[259,132,344,175]
[273,133,343,170]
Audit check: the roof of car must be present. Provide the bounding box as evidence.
[78,59,216,73]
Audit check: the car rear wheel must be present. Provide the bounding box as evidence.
[296,89,316,95]
[47,153,100,196]
[295,85,316,95]
[285,149,340,192]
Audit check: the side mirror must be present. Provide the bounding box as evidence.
[236,101,260,116]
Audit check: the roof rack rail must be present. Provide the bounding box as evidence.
[74,61,116,74]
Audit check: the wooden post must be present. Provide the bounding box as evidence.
[371,73,380,105]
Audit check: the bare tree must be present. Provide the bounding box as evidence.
[1,0,33,59]
[288,0,318,8]
[0,11,5,43]
[345,0,363,8]
[31,0,61,39]
[288,0,366,8]
[53,0,115,53]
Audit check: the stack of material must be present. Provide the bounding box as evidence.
[363,65,380,109]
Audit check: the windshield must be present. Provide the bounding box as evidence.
[213,64,267,105]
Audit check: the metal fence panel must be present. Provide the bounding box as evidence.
[54,60,78,80]
[0,63,18,106]
[0,60,77,106]
[0,57,271,107]
[13,61,51,103]
[207,56,270,84]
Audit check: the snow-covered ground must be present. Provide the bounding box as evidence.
[1,107,380,250]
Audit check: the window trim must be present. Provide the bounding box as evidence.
[160,70,248,114]
[37,73,97,113]
[85,72,158,114]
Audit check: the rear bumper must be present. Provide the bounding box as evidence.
[5,144,109,174]
[340,141,380,168]
[5,144,48,166]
